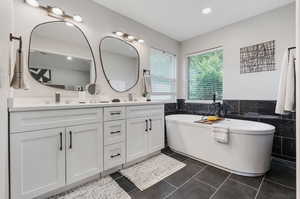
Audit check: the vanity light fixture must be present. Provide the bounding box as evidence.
[202,7,212,14]
[25,0,39,7]
[65,22,74,27]
[115,31,124,36]
[73,15,83,22]
[24,0,83,23]
[51,7,64,16]
[113,31,145,44]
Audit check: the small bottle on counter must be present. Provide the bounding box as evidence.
[78,86,86,103]
[55,92,61,104]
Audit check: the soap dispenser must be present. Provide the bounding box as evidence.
[78,86,86,103]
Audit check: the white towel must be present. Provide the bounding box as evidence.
[10,50,26,89]
[143,74,152,95]
[275,50,296,114]
[213,127,229,144]
[284,50,296,112]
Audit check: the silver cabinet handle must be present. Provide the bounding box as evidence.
[59,132,63,151]
[69,131,72,149]
[149,119,152,131]
[145,120,148,132]
[110,130,121,135]
[110,153,121,158]
[110,111,121,115]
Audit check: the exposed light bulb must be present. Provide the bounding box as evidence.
[138,39,144,43]
[51,7,64,16]
[67,56,72,60]
[202,7,212,14]
[115,31,124,36]
[73,15,83,22]
[65,22,74,27]
[25,0,39,7]
[127,35,135,40]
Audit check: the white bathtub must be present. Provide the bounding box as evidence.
[166,114,275,176]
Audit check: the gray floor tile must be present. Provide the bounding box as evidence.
[230,174,263,189]
[167,178,215,199]
[129,180,175,199]
[256,180,296,199]
[170,152,188,162]
[110,172,123,180]
[165,162,202,187]
[265,162,296,188]
[115,176,137,192]
[212,179,257,199]
[183,157,207,168]
[195,166,230,188]
[161,147,174,155]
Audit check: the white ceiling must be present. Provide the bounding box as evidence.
[92,0,295,41]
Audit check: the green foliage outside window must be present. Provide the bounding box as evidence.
[188,49,223,100]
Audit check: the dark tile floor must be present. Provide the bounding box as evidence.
[111,148,296,199]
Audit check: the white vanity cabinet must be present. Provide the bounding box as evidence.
[10,108,103,199]
[9,103,165,199]
[126,105,165,162]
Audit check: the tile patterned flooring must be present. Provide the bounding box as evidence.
[111,148,296,199]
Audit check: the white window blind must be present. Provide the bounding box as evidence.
[187,48,223,101]
[150,48,176,101]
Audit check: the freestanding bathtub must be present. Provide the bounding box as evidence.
[166,114,275,176]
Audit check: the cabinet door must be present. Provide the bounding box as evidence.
[126,118,148,162]
[66,123,103,184]
[148,117,165,154]
[10,129,65,199]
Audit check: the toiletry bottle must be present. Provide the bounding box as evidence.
[78,86,86,103]
[55,92,61,104]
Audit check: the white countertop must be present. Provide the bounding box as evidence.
[9,101,166,112]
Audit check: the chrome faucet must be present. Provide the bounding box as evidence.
[211,93,222,117]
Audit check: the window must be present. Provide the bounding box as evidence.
[150,48,176,101]
[187,48,223,101]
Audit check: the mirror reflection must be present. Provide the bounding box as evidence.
[100,37,139,92]
[28,21,96,91]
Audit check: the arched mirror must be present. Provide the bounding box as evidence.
[28,21,96,91]
[100,36,140,92]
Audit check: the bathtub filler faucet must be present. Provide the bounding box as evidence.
[212,93,222,117]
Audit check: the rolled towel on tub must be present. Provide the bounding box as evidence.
[213,127,229,144]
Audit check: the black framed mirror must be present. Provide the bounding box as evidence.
[28,21,96,91]
[99,36,140,92]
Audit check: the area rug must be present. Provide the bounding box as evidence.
[120,153,186,191]
[48,176,130,199]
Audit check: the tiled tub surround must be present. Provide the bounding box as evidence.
[164,99,296,162]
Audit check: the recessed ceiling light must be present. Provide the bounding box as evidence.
[67,56,72,60]
[73,15,83,22]
[25,0,39,7]
[115,31,124,36]
[127,35,135,40]
[65,22,74,27]
[138,39,144,43]
[202,7,212,14]
[51,7,64,16]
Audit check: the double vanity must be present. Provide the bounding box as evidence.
[9,102,165,199]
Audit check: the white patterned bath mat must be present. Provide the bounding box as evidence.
[121,153,186,191]
[48,176,130,199]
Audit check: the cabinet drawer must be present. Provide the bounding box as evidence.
[126,105,164,119]
[104,107,126,121]
[104,142,125,170]
[104,120,125,146]
[10,108,103,133]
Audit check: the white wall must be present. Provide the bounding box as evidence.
[0,0,13,198]
[12,0,180,100]
[179,3,296,100]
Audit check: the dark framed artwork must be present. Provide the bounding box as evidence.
[240,40,275,74]
[29,67,52,83]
